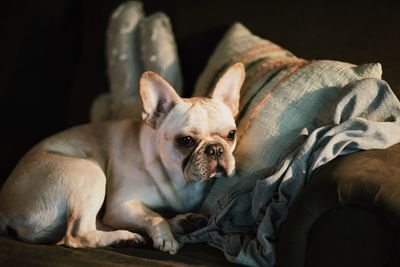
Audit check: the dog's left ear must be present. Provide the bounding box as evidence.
[210,62,245,117]
[140,71,181,129]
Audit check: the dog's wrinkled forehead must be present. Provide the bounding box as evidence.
[160,98,236,135]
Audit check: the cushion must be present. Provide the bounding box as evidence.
[0,235,237,267]
[196,23,383,214]
[91,3,183,122]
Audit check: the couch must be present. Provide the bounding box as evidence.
[1,1,400,266]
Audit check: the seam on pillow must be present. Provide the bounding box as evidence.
[237,65,289,123]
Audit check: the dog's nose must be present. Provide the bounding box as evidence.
[205,143,224,159]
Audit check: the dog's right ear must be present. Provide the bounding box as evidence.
[140,71,181,129]
[210,63,245,117]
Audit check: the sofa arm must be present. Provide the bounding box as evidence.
[277,143,400,267]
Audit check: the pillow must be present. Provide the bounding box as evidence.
[197,23,382,214]
[91,2,183,122]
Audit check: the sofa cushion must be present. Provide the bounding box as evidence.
[0,235,238,267]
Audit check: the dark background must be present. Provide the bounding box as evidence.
[1,0,400,183]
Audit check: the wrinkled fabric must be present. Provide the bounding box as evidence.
[180,78,400,266]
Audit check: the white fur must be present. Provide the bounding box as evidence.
[0,63,245,254]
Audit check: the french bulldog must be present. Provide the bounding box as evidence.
[0,63,245,254]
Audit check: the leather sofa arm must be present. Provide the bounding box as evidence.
[277,143,400,267]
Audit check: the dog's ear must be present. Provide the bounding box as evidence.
[140,71,181,129]
[210,62,245,117]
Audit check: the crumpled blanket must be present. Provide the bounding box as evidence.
[179,78,400,266]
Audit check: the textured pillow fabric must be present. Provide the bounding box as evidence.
[91,2,183,122]
[197,23,383,214]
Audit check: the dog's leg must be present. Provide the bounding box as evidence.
[60,159,145,248]
[103,200,179,254]
[1,152,145,248]
[63,211,144,248]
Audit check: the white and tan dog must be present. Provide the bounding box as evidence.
[0,63,245,254]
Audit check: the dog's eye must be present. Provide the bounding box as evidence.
[177,136,195,147]
[227,130,236,141]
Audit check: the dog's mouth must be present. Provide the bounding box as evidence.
[183,155,231,183]
[209,164,227,178]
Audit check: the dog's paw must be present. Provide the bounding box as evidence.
[111,230,146,248]
[169,213,209,235]
[152,231,180,254]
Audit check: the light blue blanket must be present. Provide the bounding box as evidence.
[179,78,400,266]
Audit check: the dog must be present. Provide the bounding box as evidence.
[0,63,245,254]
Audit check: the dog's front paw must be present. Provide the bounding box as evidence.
[111,231,146,248]
[149,220,180,254]
[153,231,180,254]
[169,213,209,235]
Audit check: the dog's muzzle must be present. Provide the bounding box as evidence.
[183,141,232,182]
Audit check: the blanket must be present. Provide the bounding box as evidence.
[179,78,400,266]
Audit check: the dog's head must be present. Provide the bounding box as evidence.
[140,63,245,183]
